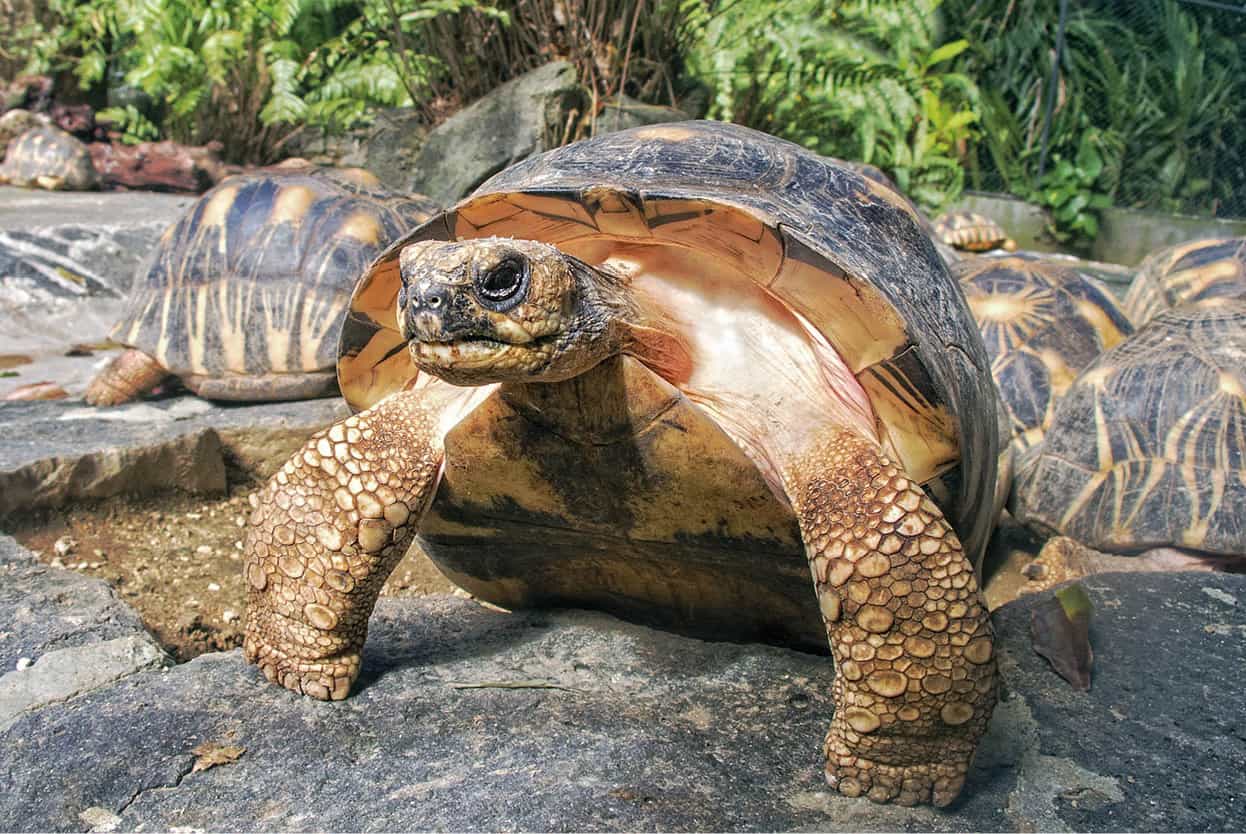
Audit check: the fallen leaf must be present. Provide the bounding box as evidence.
[190,741,246,772]
[1030,583,1094,690]
[0,354,32,369]
[3,382,68,401]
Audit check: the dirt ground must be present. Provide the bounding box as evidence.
[9,488,457,662]
[8,487,1043,664]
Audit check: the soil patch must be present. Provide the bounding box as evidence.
[7,488,457,662]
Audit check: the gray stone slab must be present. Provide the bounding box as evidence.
[0,535,153,672]
[0,186,195,397]
[0,535,167,731]
[0,572,1240,832]
[0,187,193,232]
[0,396,347,518]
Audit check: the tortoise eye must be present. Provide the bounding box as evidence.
[475,256,529,309]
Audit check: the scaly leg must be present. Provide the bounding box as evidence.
[243,384,465,700]
[84,348,169,406]
[783,428,997,807]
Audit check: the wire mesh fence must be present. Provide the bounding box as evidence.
[946,0,1246,219]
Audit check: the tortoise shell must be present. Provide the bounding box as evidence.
[340,120,1000,567]
[956,254,1133,459]
[0,125,97,190]
[934,210,1015,253]
[1011,302,1246,555]
[109,166,437,390]
[1122,237,1246,326]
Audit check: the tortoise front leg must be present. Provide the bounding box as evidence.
[242,386,449,700]
[784,428,997,807]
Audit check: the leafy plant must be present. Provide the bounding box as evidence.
[685,0,982,212]
[1031,129,1113,249]
[948,0,1246,221]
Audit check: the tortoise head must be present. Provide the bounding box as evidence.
[396,237,632,385]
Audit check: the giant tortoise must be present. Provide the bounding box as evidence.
[85,166,438,404]
[241,122,1001,807]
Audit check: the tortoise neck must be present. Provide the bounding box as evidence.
[499,355,682,444]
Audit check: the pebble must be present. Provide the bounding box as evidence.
[208,582,221,592]
[196,545,213,555]
[53,536,77,557]
[185,512,202,520]
[92,548,106,558]
[222,609,239,623]
[16,657,32,670]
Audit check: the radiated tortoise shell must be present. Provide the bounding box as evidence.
[92,165,437,402]
[934,210,1016,253]
[1011,302,1246,555]
[339,120,1001,572]
[0,125,97,191]
[956,254,1133,461]
[1122,237,1246,326]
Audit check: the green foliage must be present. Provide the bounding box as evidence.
[948,0,1246,225]
[96,104,159,144]
[10,0,505,161]
[1031,130,1113,249]
[686,0,981,212]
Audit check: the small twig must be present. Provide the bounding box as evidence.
[447,679,584,694]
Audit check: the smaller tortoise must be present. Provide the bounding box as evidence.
[934,210,1016,253]
[1122,236,1246,325]
[955,254,1133,470]
[0,125,97,190]
[85,166,437,405]
[1012,302,1246,560]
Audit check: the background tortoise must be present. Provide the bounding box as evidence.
[0,124,97,190]
[934,210,1016,253]
[1122,237,1246,325]
[242,121,1001,807]
[85,166,438,405]
[955,254,1134,473]
[1012,302,1246,559]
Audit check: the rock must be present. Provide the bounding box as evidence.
[0,396,346,519]
[0,534,164,691]
[0,572,1242,830]
[2,76,53,114]
[0,187,195,396]
[87,140,225,193]
[283,126,369,169]
[50,102,94,138]
[394,61,588,204]
[593,95,690,135]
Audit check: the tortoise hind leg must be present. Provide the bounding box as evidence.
[85,348,169,406]
[783,427,997,807]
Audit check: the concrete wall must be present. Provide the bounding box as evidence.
[951,191,1246,268]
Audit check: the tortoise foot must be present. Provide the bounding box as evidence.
[824,733,973,807]
[243,625,359,701]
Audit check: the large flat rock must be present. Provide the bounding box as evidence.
[0,396,346,518]
[0,187,194,397]
[0,570,1241,832]
[0,535,166,733]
